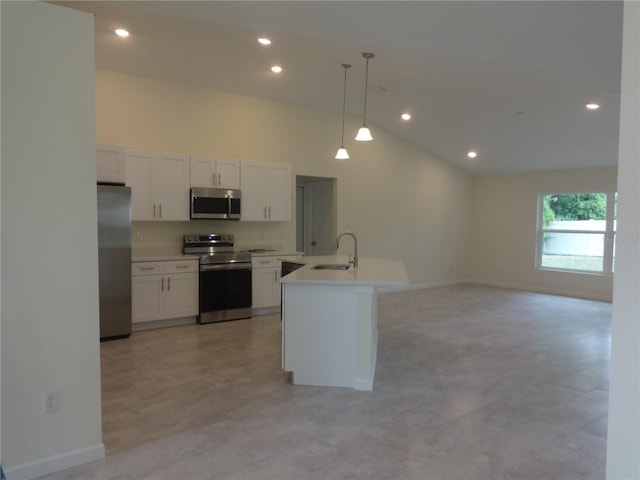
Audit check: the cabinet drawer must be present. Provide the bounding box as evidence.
[251,257,277,268]
[165,260,198,274]
[132,262,165,276]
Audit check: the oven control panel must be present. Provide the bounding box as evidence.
[184,233,234,245]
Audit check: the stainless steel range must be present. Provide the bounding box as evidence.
[183,233,252,323]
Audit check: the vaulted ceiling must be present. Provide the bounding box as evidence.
[55,1,623,175]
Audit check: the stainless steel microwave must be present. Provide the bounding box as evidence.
[190,187,241,220]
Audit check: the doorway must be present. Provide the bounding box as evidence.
[296,176,337,256]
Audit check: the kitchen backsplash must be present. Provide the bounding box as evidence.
[132,220,295,253]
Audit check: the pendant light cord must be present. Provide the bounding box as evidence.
[362,56,369,126]
[341,65,348,145]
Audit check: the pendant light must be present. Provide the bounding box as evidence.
[355,52,375,141]
[335,63,351,160]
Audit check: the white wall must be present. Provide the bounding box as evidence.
[1,2,104,478]
[606,1,640,478]
[96,69,473,286]
[470,167,617,301]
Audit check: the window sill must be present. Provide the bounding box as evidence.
[536,266,614,277]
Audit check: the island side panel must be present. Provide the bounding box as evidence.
[282,283,357,388]
[355,286,378,391]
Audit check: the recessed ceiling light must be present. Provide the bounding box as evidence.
[467,151,478,159]
[271,65,282,74]
[114,28,129,38]
[586,103,600,110]
[258,37,271,46]
[401,113,411,121]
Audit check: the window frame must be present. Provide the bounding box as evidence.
[536,191,616,275]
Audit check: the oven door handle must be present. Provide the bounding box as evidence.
[200,263,252,272]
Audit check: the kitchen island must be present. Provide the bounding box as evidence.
[281,255,408,391]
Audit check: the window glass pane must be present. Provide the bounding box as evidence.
[541,232,604,271]
[612,233,616,273]
[613,192,617,232]
[543,193,607,230]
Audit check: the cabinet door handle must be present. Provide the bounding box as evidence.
[213,173,216,186]
[153,204,156,218]
[264,206,267,218]
[274,271,278,282]
[159,204,162,218]
[268,206,271,218]
[218,173,221,185]
[175,265,190,269]
[168,276,171,291]
[161,277,164,292]
[140,267,155,271]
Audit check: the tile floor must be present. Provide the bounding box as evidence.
[38,284,611,479]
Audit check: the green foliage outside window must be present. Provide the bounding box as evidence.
[542,196,555,227]
[545,193,606,222]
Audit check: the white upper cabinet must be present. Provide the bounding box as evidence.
[127,150,155,220]
[265,163,293,221]
[190,156,240,189]
[96,144,126,184]
[240,161,292,222]
[240,161,266,221]
[156,153,190,220]
[126,150,190,221]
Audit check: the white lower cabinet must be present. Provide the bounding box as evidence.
[251,256,280,309]
[132,273,164,322]
[164,272,199,318]
[132,260,198,325]
[252,255,299,310]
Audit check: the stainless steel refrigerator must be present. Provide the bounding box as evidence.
[97,184,132,339]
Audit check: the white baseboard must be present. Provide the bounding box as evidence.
[4,443,105,480]
[132,316,196,332]
[252,306,281,316]
[354,343,377,392]
[353,378,374,391]
[378,278,611,302]
[378,279,465,294]
[466,278,613,303]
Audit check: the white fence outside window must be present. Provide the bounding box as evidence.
[543,220,606,256]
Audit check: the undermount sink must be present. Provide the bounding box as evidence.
[312,263,352,270]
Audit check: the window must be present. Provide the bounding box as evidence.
[537,192,616,274]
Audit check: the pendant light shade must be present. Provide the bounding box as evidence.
[355,52,375,142]
[355,126,373,142]
[335,147,349,160]
[335,63,351,160]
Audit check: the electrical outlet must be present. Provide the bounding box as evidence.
[43,391,58,413]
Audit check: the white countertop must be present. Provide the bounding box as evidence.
[132,248,302,262]
[132,253,199,262]
[249,250,303,258]
[281,255,409,287]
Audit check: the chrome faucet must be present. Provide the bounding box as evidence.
[334,231,358,268]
